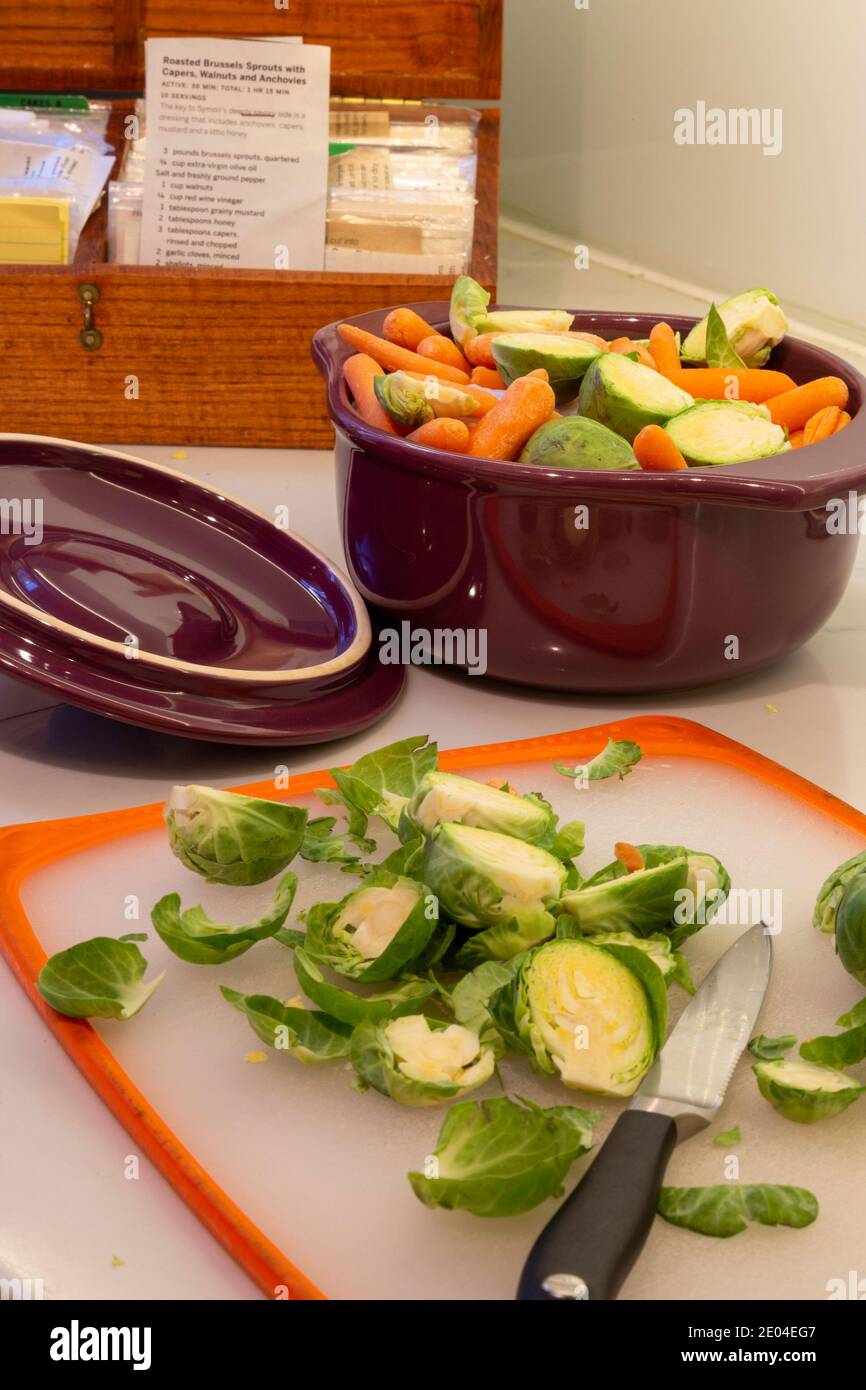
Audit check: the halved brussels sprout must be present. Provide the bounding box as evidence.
[664,400,789,467]
[491,332,601,403]
[449,275,574,347]
[165,785,307,886]
[576,844,729,947]
[681,289,788,368]
[298,869,437,982]
[373,371,481,430]
[813,850,866,933]
[404,770,555,845]
[491,937,667,1097]
[834,873,866,985]
[423,822,566,943]
[753,1057,865,1123]
[576,928,695,994]
[520,417,639,471]
[350,1014,495,1106]
[559,857,689,938]
[450,274,492,347]
[578,352,694,443]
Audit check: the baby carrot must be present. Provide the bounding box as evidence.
[611,339,657,369]
[382,307,440,352]
[633,424,689,471]
[788,429,805,448]
[343,354,399,435]
[406,418,471,452]
[609,337,631,352]
[837,411,853,433]
[767,376,849,431]
[803,405,844,445]
[416,333,471,374]
[338,323,470,384]
[464,333,501,369]
[403,370,498,415]
[526,368,550,380]
[564,331,610,351]
[471,365,506,390]
[468,375,556,461]
[615,842,645,873]
[663,367,796,402]
[648,322,681,375]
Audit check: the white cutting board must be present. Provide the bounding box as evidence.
[21,753,866,1301]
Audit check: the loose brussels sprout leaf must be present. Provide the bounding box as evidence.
[300,816,372,872]
[423,822,566,941]
[408,1096,599,1218]
[748,1033,796,1061]
[834,873,866,986]
[165,785,307,886]
[351,1015,495,1107]
[578,352,694,443]
[292,947,436,1026]
[478,308,575,337]
[560,857,689,938]
[454,913,555,969]
[319,735,438,839]
[220,987,352,1063]
[302,869,437,983]
[681,289,788,368]
[405,770,557,847]
[376,834,426,881]
[813,851,866,933]
[554,737,643,784]
[492,938,666,1097]
[552,819,585,865]
[704,303,747,369]
[37,937,165,1020]
[491,332,601,404]
[657,1184,817,1238]
[714,1125,741,1147]
[837,997,866,1029]
[374,371,481,430]
[449,955,525,1056]
[412,921,457,972]
[754,1057,865,1123]
[449,274,491,347]
[799,1022,866,1069]
[150,871,297,965]
[664,400,789,467]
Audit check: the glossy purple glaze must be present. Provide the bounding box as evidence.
[0,438,366,694]
[313,303,866,693]
[0,609,405,745]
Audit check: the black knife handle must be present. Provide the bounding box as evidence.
[516,1109,677,1301]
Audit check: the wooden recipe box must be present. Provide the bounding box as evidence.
[0,0,501,446]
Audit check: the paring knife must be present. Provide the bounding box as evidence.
[516,921,773,1301]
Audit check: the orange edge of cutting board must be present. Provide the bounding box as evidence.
[2,714,866,1301]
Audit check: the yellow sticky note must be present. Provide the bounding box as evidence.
[0,195,69,265]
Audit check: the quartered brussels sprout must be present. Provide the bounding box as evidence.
[813,850,866,934]
[578,352,693,443]
[568,844,729,947]
[664,400,790,467]
[165,785,307,886]
[681,289,788,368]
[299,869,437,983]
[491,332,601,403]
[373,370,480,430]
[404,770,555,846]
[351,1014,495,1106]
[753,1057,865,1124]
[221,987,353,1063]
[449,275,573,347]
[423,822,566,961]
[491,937,667,1097]
[559,857,688,938]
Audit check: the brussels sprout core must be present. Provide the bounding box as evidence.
[385,1015,494,1088]
[334,882,423,959]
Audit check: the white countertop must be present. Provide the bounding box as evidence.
[2,230,864,1300]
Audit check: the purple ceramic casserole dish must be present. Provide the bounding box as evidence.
[313,302,866,693]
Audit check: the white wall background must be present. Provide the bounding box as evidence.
[500,0,866,334]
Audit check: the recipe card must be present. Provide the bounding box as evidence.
[139,37,331,271]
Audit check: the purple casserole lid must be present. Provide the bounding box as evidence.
[312,302,866,511]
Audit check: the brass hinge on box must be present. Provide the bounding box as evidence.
[77,283,102,351]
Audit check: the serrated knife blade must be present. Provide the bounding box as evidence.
[631,921,773,1130]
